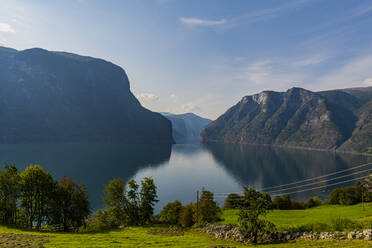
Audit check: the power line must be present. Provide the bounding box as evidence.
[261,162,372,191]
[210,175,369,200]
[265,168,372,194]
[213,161,372,195]
[270,175,369,196]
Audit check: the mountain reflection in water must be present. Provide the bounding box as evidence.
[0,142,370,211]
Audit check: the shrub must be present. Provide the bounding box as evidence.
[159,200,183,225]
[273,195,292,210]
[223,193,242,209]
[81,210,115,232]
[305,197,322,208]
[329,186,361,205]
[179,204,194,227]
[330,217,361,231]
[290,199,305,210]
[288,222,331,233]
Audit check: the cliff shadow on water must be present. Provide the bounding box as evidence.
[0,142,172,210]
[202,143,372,201]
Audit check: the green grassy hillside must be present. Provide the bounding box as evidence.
[219,203,372,230]
[0,204,371,247]
[0,225,371,248]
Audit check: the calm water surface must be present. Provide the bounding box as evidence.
[0,143,370,212]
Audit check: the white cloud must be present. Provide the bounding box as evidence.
[170,93,177,100]
[233,60,303,92]
[181,103,202,112]
[314,55,372,90]
[136,93,159,102]
[179,17,226,27]
[292,54,329,67]
[0,23,15,33]
[364,78,372,86]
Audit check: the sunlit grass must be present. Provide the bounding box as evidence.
[219,203,372,231]
[0,204,371,247]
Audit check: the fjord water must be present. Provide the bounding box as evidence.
[0,143,370,212]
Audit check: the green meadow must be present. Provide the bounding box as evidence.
[219,203,372,231]
[0,204,371,247]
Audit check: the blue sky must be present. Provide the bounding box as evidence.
[1,0,372,119]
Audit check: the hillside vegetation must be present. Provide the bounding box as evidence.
[201,87,372,154]
[0,204,372,247]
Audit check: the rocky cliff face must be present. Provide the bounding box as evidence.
[201,87,372,153]
[0,46,173,144]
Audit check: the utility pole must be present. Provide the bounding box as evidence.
[196,190,199,223]
[362,186,365,211]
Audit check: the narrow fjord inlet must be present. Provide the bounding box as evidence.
[1,1,372,247]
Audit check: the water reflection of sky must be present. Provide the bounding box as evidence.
[0,143,370,213]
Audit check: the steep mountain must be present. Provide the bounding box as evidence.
[161,112,211,143]
[201,87,372,153]
[0,46,173,144]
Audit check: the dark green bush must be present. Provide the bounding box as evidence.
[223,193,242,209]
[305,197,322,208]
[179,204,194,227]
[159,200,183,225]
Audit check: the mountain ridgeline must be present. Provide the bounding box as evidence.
[201,87,372,154]
[161,112,211,144]
[0,46,173,144]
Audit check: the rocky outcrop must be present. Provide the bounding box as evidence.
[0,46,173,144]
[203,224,372,244]
[201,87,372,153]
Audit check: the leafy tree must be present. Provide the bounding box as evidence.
[195,190,220,223]
[83,209,113,232]
[102,177,158,226]
[305,197,322,208]
[103,178,128,226]
[0,164,21,225]
[223,193,242,209]
[179,204,194,228]
[139,177,158,225]
[48,177,90,231]
[238,188,275,244]
[127,179,140,225]
[273,195,292,210]
[290,199,305,210]
[20,165,54,229]
[329,186,362,205]
[159,200,183,224]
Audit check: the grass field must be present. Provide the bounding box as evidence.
[0,225,371,248]
[0,204,371,247]
[219,203,372,231]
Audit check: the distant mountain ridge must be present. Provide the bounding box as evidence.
[161,112,211,143]
[200,86,372,154]
[0,46,173,144]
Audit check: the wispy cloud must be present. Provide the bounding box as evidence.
[181,102,202,112]
[292,54,329,67]
[314,55,372,90]
[233,60,304,92]
[179,17,226,27]
[0,23,15,33]
[229,0,313,27]
[364,78,372,86]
